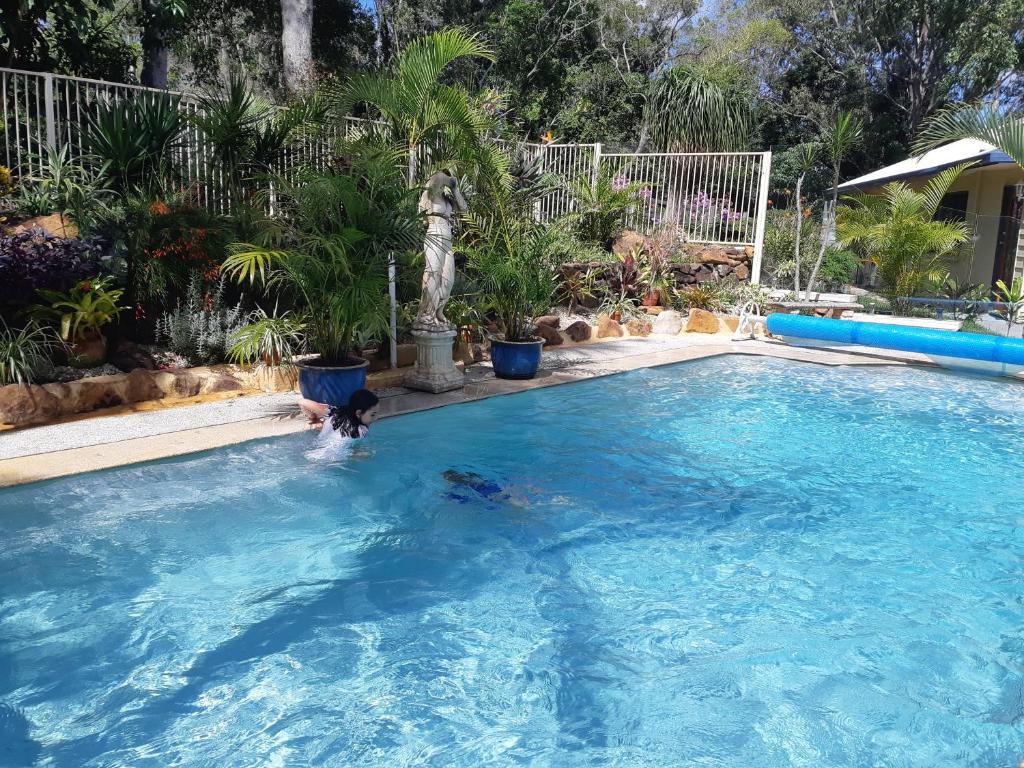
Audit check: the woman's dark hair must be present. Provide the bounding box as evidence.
[328,388,380,437]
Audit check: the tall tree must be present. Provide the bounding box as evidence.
[138,0,187,87]
[281,0,314,92]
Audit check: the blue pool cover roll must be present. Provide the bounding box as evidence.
[765,313,1024,366]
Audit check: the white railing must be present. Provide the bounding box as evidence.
[1,67,772,281]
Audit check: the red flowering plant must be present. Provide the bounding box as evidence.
[139,203,229,305]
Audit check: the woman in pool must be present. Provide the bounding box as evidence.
[299,389,380,439]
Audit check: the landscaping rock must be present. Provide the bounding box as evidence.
[698,248,732,265]
[721,315,740,332]
[109,340,156,372]
[125,369,162,402]
[152,370,201,398]
[626,317,652,337]
[535,315,560,329]
[200,373,243,394]
[686,308,721,334]
[596,314,624,338]
[535,322,564,346]
[11,214,78,238]
[0,384,62,426]
[651,310,683,335]
[744,245,755,258]
[565,320,592,342]
[612,229,645,256]
[734,263,750,281]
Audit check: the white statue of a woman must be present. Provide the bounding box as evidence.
[413,169,468,333]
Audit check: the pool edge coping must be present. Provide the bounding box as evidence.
[0,342,918,488]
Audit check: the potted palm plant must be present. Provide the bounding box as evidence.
[223,144,421,405]
[465,214,557,380]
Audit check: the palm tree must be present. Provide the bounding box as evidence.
[328,27,498,186]
[836,164,971,314]
[645,65,755,153]
[804,111,863,299]
[792,142,819,294]
[915,105,1024,169]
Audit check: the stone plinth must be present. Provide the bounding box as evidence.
[405,330,464,393]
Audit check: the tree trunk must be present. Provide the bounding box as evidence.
[141,34,169,88]
[281,0,313,93]
[793,173,804,294]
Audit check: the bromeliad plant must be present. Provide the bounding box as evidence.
[30,276,123,344]
[223,142,423,365]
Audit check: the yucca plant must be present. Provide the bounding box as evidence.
[85,94,185,195]
[836,164,971,314]
[223,142,423,364]
[0,319,60,385]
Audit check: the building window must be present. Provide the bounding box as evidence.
[936,191,969,222]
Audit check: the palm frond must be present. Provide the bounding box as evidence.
[915,104,1024,169]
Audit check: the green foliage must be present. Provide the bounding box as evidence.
[464,213,558,342]
[995,277,1024,334]
[85,95,186,196]
[817,247,859,290]
[836,165,970,312]
[223,142,422,363]
[677,282,727,312]
[30,275,123,341]
[916,104,1024,171]
[568,167,646,248]
[227,306,306,365]
[0,320,60,385]
[761,209,821,287]
[647,64,755,152]
[155,275,248,364]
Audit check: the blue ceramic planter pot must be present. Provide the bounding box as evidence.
[489,337,544,380]
[297,357,369,406]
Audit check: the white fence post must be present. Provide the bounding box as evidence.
[751,151,772,285]
[592,142,601,188]
[43,73,56,152]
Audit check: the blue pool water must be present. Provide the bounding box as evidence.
[3,356,1024,767]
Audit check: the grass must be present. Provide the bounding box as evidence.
[959,317,1000,336]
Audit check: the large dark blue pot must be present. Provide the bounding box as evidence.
[489,337,544,380]
[297,357,369,406]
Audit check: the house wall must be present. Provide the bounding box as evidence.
[853,164,1024,285]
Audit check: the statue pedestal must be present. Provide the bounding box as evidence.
[405,329,464,393]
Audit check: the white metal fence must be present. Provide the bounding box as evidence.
[1,67,771,281]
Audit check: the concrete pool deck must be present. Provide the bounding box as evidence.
[0,335,933,487]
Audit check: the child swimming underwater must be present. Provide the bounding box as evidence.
[299,389,379,459]
[442,469,530,508]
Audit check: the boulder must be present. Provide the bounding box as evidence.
[651,310,683,335]
[0,384,62,426]
[200,373,243,394]
[612,229,646,256]
[108,340,156,372]
[596,314,624,338]
[721,315,740,332]
[565,320,592,342]
[734,263,750,281]
[151,370,202,398]
[698,249,732,265]
[626,317,652,337]
[125,369,163,402]
[535,315,560,329]
[11,213,78,238]
[68,377,127,412]
[535,322,564,347]
[686,308,721,334]
[744,245,755,259]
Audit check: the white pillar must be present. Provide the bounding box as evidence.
[750,151,772,285]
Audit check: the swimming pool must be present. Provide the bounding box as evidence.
[2,355,1024,767]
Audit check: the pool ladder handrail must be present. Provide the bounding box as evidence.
[732,300,765,341]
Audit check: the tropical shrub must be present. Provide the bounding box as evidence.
[995,277,1024,335]
[85,94,186,195]
[568,168,647,248]
[677,282,727,312]
[0,320,60,385]
[0,232,110,315]
[817,247,859,289]
[760,208,821,288]
[30,276,124,342]
[837,164,970,314]
[223,143,422,364]
[155,275,247,365]
[227,307,306,366]
[465,213,558,342]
